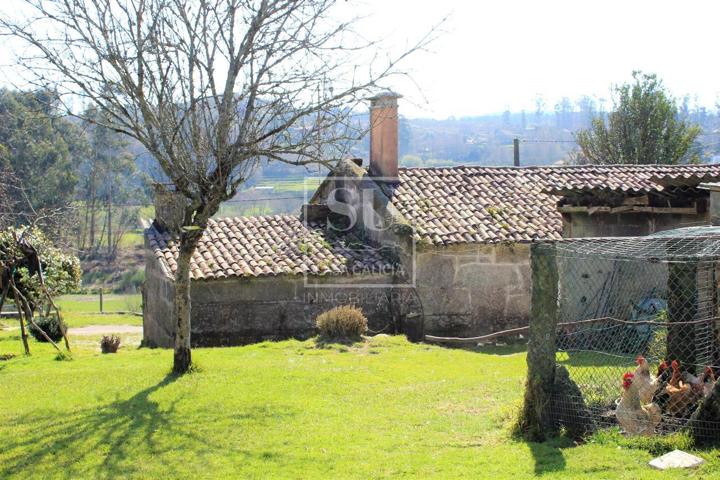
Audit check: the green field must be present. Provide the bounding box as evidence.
[255,177,323,194]
[1,331,718,479]
[55,294,143,328]
[117,230,145,249]
[57,294,141,314]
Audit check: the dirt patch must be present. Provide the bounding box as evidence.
[68,325,142,336]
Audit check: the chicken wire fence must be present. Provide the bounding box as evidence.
[535,227,720,440]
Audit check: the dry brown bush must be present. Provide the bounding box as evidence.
[316,305,368,341]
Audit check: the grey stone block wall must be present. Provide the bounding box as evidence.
[142,245,176,347]
[143,267,399,347]
[415,243,531,337]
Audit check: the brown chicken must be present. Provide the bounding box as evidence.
[665,360,701,417]
[616,372,661,436]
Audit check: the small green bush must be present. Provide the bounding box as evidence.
[316,305,367,340]
[29,315,65,343]
[117,269,145,293]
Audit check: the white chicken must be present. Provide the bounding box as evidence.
[702,366,717,398]
[616,372,662,436]
[633,355,658,405]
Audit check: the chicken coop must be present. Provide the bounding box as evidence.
[523,226,720,443]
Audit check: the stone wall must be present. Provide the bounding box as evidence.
[143,263,399,347]
[415,243,531,337]
[143,240,176,347]
[556,253,668,323]
[562,211,709,238]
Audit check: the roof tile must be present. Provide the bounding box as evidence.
[147,215,395,280]
[391,164,720,245]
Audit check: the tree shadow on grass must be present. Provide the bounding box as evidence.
[430,341,528,356]
[556,350,631,368]
[527,436,571,475]
[0,373,295,479]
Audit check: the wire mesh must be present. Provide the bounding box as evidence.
[537,228,720,439]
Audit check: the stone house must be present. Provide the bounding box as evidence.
[144,214,410,347]
[143,93,720,346]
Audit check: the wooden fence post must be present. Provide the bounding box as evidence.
[519,242,559,440]
[99,288,104,314]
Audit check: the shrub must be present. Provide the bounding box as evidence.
[28,315,65,343]
[316,305,367,340]
[100,335,121,354]
[117,269,145,293]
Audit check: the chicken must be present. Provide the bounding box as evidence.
[652,360,671,410]
[665,360,702,417]
[616,372,662,436]
[633,355,657,404]
[683,370,702,387]
[702,366,717,398]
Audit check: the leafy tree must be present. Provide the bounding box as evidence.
[0,226,81,354]
[0,227,81,311]
[576,72,701,165]
[0,89,87,211]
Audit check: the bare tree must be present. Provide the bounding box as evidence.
[2,0,437,372]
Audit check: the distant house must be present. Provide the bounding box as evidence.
[143,94,720,347]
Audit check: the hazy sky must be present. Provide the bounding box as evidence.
[1,0,719,119]
[359,0,720,118]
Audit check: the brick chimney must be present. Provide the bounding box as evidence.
[369,91,401,181]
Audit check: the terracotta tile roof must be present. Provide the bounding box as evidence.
[147,215,394,280]
[544,164,720,194]
[391,164,720,245]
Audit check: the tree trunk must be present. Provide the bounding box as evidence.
[173,231,202,374]
[107,186,113,259]
[80,199,89,251]
[89,199,96,253]
[519,242,560,441]
[11,288,30,355]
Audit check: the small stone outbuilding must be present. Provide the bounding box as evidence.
[144,215,415,347]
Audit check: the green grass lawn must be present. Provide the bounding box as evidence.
[1,332,719,479]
